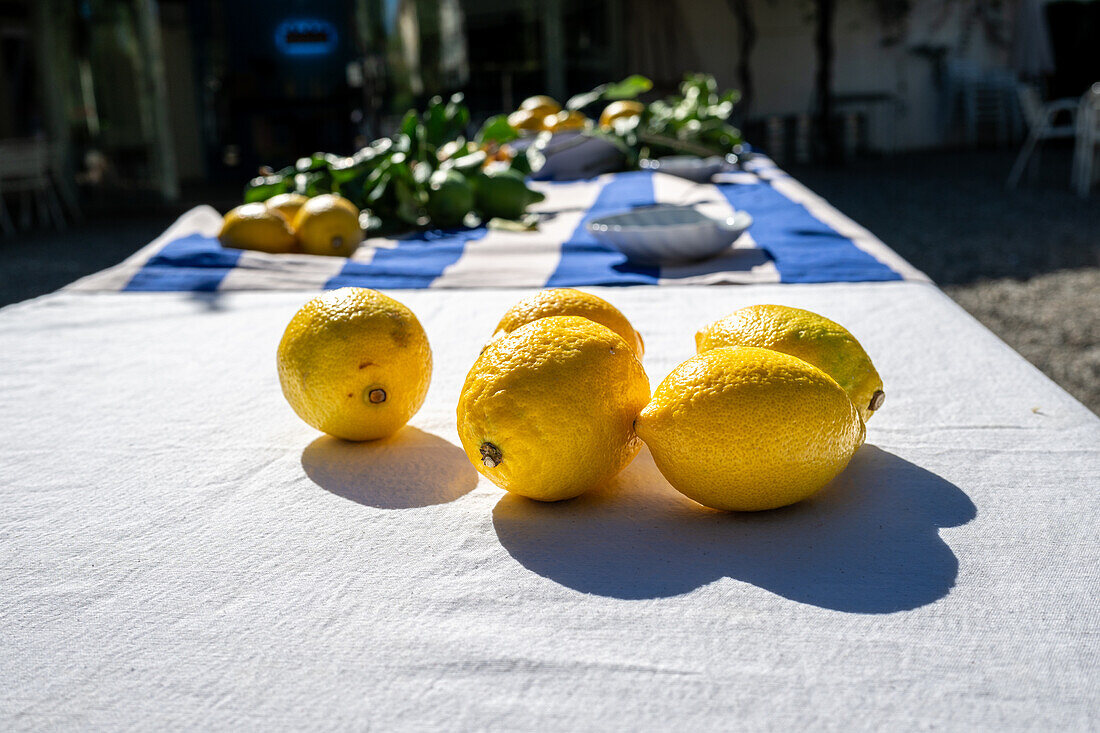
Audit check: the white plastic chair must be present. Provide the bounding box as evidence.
[0,139,68,235]
[1006,85,1079,188]
[1072,83,1100,197]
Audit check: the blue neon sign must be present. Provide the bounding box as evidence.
[274,19,339,56]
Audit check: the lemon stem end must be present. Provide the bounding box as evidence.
[480,442,502,468]
[868,389,885,412]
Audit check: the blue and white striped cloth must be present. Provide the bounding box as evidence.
[70,156,925,293]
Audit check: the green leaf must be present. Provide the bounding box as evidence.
[358,210,383,234]
[475,115,519,145]
[487,214,540,232]
[566,75,653,110]
[412,160,433,185]
[507,148,535,176]
[390,134,411,155]
[436,138,472,162]
[394,177,425,225]
[338,179,367,210]
[444,93,470,133]
[398,110,419,139]
[328,156,366,184]
[366,137,394,157]
[295,153,329,172]
[293,170,334,197]
[243,175,290,203]
[423,96,449,147]
[442,150,487,177]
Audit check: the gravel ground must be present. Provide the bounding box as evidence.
[1,148,1097,413]
[944,269,1100,411]
[0,216,178,305]
[790,146,1099,414]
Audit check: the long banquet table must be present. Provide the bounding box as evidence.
[2,159,1098,730]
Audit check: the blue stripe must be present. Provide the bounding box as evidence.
[123,234,241,292]
[119,167,905,292]
[715,180,902,283]
[545,171,660,287]
[324,226,483,290]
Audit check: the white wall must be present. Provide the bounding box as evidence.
[671,0,1015,152]
[161,16,205,182]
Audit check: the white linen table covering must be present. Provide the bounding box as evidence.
[64,157,927,295]
[1,284,1098,730]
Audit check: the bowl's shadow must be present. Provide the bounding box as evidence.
[492,445,976,613]
[302,427,478,509]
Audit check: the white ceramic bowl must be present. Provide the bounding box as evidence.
[640,155,727,182]
[529,131,624,181]
[586,206,754,265]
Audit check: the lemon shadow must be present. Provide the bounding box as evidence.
[301,427,478,509]
[492,445,976,613]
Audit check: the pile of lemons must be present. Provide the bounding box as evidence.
[507,95,645,135]
[219,193,363,258]
[277,287,883,512]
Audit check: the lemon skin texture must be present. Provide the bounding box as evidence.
[518,95,562,117]
[543,110,588,132]
[219,203,297,254]
[636,346,865,512]
[696,304,884,423]
[277,288,432,441]
[599,100,645,129]
[457,315,650,502]
[493,288,645,357]
[293,194,363,257]
[265,192,309,223]
[507,109,549,133]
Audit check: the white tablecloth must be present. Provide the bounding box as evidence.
[65,160,926,295]
[2,284,1098,730]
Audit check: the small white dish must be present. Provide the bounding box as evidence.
[640,155,727,182]
[530,131,624,181]
[586,206,754,265]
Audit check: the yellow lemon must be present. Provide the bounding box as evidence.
[292,194,363,257]
[696,304,884,423]
[543,110,588,133]
[265,192,309,223]
[492,288,645,356]
[218,203,297,254]
[636,346,865,512]
[507,109,549,133]
[457,315,650,502]
[277,287,432,441]
[599,100,644,129]
[518,95,562,117]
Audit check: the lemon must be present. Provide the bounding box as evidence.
[492,288,645,356]
[265,192,309,223]
[518,95,562,117]
[457,315,650,501]
[507,109,549,133]
[472,168,545,221]
[543,110,588,133]
[426,169,475,228]
[218,203,297,254]
[599,100,644,129]
[277,288,432,441]
[636,346,865,512]
[292,194,363,257]
[696,304,884,423]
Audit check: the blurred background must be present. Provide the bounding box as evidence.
[0,0,1097,411]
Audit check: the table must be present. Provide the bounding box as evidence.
[2,165,1098,730]
[66,157,925,294]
